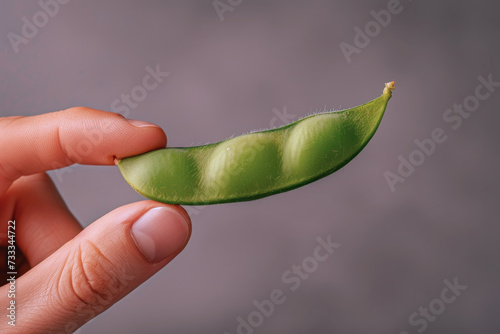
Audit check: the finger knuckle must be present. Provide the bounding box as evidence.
[62,240,126,308]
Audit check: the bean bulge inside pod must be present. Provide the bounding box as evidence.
[118,82,395,205]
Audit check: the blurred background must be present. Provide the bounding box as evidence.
[1,1,499,333]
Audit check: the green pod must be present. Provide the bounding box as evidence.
[118,82,395,205]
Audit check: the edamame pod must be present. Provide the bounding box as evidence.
[118,82,395,205]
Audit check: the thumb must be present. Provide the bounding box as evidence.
[10,201,191,333]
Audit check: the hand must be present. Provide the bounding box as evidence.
[0,107,192,333]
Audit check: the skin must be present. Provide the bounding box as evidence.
[0,108,192,333]
[118,82,395,205]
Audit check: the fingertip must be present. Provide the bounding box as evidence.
[169,204,192,228]
[113,115,167,160]
[58,107,167,163]
[131,206,191,263]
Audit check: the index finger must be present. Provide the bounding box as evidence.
[0,107,167,194]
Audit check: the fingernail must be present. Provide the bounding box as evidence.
[131,207,190,263]
[126,119,159,128]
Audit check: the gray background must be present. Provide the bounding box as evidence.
[1,1,499,333]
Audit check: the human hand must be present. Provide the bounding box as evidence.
[0,107,192,333]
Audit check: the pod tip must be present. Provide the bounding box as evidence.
[383,81,395,99]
